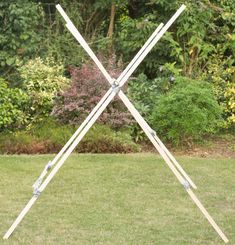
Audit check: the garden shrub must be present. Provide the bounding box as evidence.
[78,124,140,153]
[128,73,155,119]
[18,57,69,123]
[52,60,132,129]
[43,0,86,69]
[225,83,235,125]
[0,1,43,84]
[204,54,235,129]
[127,72,173,142]
[0,120,139,154]
[127,72,173,118]
[32,121,140,153]
[151,76,223,145]
[116,13,169,78]
[30,118,76,149]
[0,78,29,131]
[0,132,48,154]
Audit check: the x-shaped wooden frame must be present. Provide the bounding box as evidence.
[3,4,228,243]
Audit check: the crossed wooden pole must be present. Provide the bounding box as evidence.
[3,4,229,243]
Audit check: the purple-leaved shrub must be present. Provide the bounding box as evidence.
[52,58,132,129]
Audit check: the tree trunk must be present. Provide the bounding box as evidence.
[107,2,116,38]
[107,2,116,54]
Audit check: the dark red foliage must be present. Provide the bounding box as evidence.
[52,58,133,128]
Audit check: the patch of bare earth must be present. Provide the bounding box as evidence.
[141,134,235,158]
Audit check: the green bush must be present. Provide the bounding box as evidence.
[79,124,140,153]
[30,118,76,148]
[32,121,140,153]
[0,132,47,154]
[128,72,173,118]
[128,73,155,119]
[18,57,69,123]
[0,120,140,154]
[116,13,168,78]
[204,54,235,128]
[0,78,29,131]
[0,1,43,84]
[151,77,223,145]
[225,82,235,125]
[127,72,173,142]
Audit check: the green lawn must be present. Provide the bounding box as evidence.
[0,154,234,244]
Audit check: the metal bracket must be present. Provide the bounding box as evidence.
[111,79,121,94]
[33,189,41,197]
[32,161,52,191]
[150,129,157,137]
[32,178,42,190]
[183,180,190,190]
[46,161,52,171]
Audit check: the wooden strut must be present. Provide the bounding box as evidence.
[3,4,229,243]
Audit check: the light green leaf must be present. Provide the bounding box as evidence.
[6,57,15,66]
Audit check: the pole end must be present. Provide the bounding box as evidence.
[3,233,9,240]
[181,4,186,11]
[56,4,71,24]
[55,4,61,10]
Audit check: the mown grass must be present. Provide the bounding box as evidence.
[0,154,234,244]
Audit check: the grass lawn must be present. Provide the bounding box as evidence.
[0,154,234,244]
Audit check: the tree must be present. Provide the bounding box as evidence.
[0,0,43,85]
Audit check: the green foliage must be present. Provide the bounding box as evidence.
[127,73,157,142]
[150,1,235,129]
[18,57,69,123]
[203,51,235,128]
[125,0,235,127]
[0,0,234,143]
[0,78,29,131]
[127,72,175,142]
[43,1,86,68]
[116,14,166,77]
[0,1,43,83]
[149,1,235,77]
[225,83,235,125]
[128,73,174,118]
[39,120,139,153]
[0,119,140,154]
[30,118,75,147]
[43,32,87,68]
[0,131,46,154]
[127,74,154,118]
[79,124,140,153]
[42,0,126,67]
[151,77,222,145]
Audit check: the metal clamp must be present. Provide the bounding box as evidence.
[33,189,41,197]
[32,178,42,190]
[182,180,190,190]
[150,129,157,137]
[46,161,52,171]
[111,79,121,94]
[32,161,52,190]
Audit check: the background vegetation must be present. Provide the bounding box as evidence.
[0,0,234,153]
